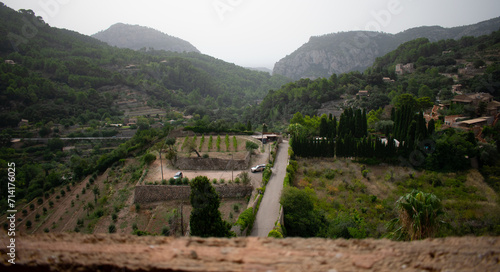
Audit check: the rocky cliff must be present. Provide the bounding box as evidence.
[273,17,500,80]
[92,23,200,53]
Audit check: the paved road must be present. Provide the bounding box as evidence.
[250,141,289,237]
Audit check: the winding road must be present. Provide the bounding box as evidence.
[250,141,289,237]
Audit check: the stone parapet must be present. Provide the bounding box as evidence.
[134,184,253,204]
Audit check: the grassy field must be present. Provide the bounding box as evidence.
[292,157,500,238]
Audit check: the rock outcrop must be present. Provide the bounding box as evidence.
[273,17,500,80]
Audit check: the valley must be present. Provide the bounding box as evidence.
[1,1,500,270]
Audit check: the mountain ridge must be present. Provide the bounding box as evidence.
[92,23,200,53]
[273,16,500,80]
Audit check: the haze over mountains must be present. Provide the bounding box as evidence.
[273,16,500,80]
[90,17,500,78]
[92,23,200,53]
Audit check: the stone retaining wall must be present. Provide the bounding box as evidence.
[134,184,253,204]
[174,152,251,170]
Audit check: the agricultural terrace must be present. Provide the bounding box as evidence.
[142,135,266,185]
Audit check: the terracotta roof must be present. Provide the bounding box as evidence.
[487,101,500,109]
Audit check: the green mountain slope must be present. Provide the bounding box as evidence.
[0,3,290,128]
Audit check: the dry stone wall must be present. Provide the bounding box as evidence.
[134,184,253,204]
[174,152,251,170]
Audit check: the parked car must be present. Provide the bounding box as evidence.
[173,172,183,179]
[251,164,266,173]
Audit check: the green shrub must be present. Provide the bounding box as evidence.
[133,229,153,236]
[161,226,170,236]
[327,211,367,239]
[93,209,104,218]
[246,141,259,152]
[235,207,255,232]
[262,166,272,186]
[108,224,116,233]
[239,171,251,185]
[268,228,284,238]
[216,135,221,151]
[143,153,156,165]
[388,190,444,241]
[175,178,183,185]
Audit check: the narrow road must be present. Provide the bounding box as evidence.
[250,141,289,237]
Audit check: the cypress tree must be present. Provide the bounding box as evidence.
[362,108,368,137]
[407,120,417,152]
[190,176,233,237]
[428,119,435,135]
[320,115,329,138]
[355,109,363,138]
[332,116,337,139]
[415,111,426,141]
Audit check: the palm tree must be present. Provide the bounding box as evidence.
[388,190,444,241]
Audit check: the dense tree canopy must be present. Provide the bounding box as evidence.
[189,176,233,238]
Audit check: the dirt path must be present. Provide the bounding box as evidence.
[2,233,499,271]
[250,141,289,237]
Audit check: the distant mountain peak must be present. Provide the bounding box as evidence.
[273,17,500,80]
[92,23,200,53]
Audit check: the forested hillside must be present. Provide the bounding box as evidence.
[0,3,290,129]
[277,30,500,240]
[258,29,500,127]
[92,23,200,53]
[0,2,293,217]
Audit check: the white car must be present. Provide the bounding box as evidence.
[251,164,266,173]
[173,172,183,179]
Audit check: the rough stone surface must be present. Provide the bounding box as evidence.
[1,233,499,271]
[134,185,253,203]
[175,152,251,170]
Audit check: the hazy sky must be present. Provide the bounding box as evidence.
[2,0,500,68]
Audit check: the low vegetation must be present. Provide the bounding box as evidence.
[281,157,500,239]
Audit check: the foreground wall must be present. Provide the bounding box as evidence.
[134,184,253,203]
[2,234,499,272]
